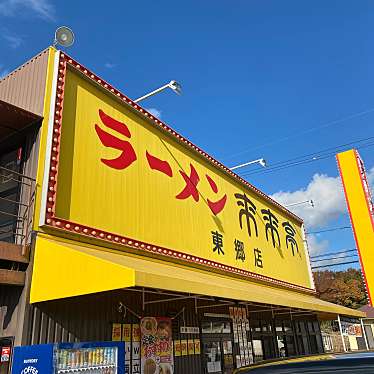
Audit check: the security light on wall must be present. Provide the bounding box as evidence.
[53,26,75,48]
[134,80,182,103]
[230,158,267,171]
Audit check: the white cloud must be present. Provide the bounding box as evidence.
[306,234,329,256]
[0,0,55,21]
[2,30,22,48]
[147,108,162,118]
[271,173,347,229]
[104,62,116,69]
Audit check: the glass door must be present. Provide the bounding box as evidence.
[202,338,235,374]
[222,339,234,374]
[203,340,222,374]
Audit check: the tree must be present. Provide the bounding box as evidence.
[313,268,367,309]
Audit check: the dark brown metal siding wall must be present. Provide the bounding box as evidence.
[0,48,49,116]
[0,285,23,337]
[18,127,41,244]
[22,128,40,183]
[27,290,204,374]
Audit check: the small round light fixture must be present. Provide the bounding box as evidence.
[53,26,75,48]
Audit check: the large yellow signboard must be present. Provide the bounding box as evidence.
[41,53,314,291]
[337,149,374,305]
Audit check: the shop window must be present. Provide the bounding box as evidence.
[250,320,261,333]
[302,336,310,355]
[313,321,320,333]
[309,335,318,354]
[308,321,314,333]
[262,336,275,360]
[296,335,305,355]
[261,321,272,333]
[275,322,283,332]
[283,321,292,332]
[252,340,263,363]
[201,321,231,334]
[285,335,296,357]
[299,322,307,333]
[276,335,286,357]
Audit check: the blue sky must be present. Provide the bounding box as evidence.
[1,0,373,271]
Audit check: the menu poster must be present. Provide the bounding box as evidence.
[188,340,195,355]
[122,324,131,342]
[242,321,246,331]
[133,324,141,342]
[141,317,174,374]
[174,340,181,357]
[0,347,10,362]
[132,360,141,374]
[236,355,241,368]
[112,323,122,341]
[238,308,243,320]
[180,340,188,356]
[131,323,141,374]
[229,307,234,319]
[124,361,131,374]
[133,342,141,360]
[194,339,201,355]
[245,320,250,331]
[233,330,239,344]
[125,343,131,361]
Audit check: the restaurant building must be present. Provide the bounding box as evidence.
[0,47,366,374]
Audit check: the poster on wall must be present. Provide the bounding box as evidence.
[1,347,11,362]
[141,317,174,374]
[133,324,141,373]
[112,323,122,341]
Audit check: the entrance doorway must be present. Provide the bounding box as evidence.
[202,338,234,374]
[201,319,234,374]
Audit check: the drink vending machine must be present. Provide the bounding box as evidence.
[12,341,125,373]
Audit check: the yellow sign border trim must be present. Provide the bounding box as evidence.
[40,51,315,294]
[336,149,374,305]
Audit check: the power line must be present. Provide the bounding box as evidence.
[311,260,359,269]
[306,226,351,235]
[222,107,374,161]
[310,254,358,263]
[310,249,357,259]
[237,137,374,178]
[251,134,374,170]
[240,140,374,178]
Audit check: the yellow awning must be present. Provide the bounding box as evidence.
[30,235,365,318]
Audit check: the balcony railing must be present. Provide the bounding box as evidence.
[0,165,36,251]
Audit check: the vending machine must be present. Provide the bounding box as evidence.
[12,341,125,374]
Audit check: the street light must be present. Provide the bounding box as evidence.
[230,158,267,171]
[285,200,314,208]
[53,26,75,48]
[134,80,182,103]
